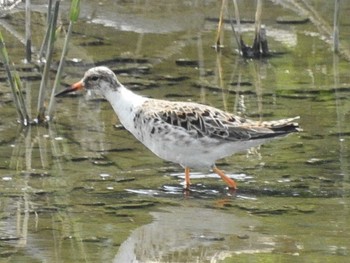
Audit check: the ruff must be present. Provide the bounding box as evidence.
[56,66,301,190]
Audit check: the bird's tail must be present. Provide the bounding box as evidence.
[261,116,302,134]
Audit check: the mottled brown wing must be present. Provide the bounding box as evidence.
[142,100,267,141]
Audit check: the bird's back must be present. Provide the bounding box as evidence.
[138,99,300,142]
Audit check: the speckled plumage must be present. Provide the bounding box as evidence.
[56,66,301,190]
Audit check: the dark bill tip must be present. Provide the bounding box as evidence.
[55,81,84,97]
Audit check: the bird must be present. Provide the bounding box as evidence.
[56,66,300,190]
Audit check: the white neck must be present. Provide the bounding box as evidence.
[104,85,146,131]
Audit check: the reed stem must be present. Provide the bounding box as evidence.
[14,71,30,124]
[36,0,60,122]
[38,0,55,62]
[47,22,73,119]
[47,0,80,120]
[215,0,226,50]
[0,31,29,125]
[230,0,241,52]
[25,0,31,62]
[333,0,340,53]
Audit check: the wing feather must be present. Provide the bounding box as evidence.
[141,100,276,141]
[139,99,299,142]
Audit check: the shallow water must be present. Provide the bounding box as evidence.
[0,1,349,262]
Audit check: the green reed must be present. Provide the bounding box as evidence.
[0,0,80,125]
[47,0,81,120]
[36,0,60,123]
[0,31,30,125]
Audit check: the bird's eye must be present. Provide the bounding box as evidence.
[90,76,99,81]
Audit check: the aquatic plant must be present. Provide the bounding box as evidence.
[215,0,345,59]
[47,0,80,120]
[0,31,30,125]
[215,0,268,58]
[36,0,60,123]
[0,0,80,125]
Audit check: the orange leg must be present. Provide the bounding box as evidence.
[184,167,191,189]
[212,166,237,189]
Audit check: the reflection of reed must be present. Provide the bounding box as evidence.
[9,126,51,171]
[9,125,55,248]
[16,192,33,247]
[196,31,207,104]
[9,126,40,248]
[332,54,349,189]
[215,49,227,111]
[228,57,244,116]
[6,124,91,259]
[279,0,349,60]
[252,61,263,122]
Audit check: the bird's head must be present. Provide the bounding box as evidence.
[55,66,121,97]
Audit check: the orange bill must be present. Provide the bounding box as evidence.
[55,80,84,97]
